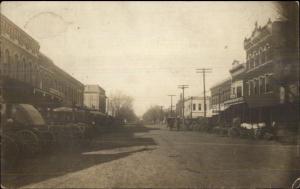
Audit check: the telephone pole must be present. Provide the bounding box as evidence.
[178,85,189,125]
[168,95,176,117]
[196,68,212,117]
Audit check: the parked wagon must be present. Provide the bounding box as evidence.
[1,103,54,168]
[47,107,96,148]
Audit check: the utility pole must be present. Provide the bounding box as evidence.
[178,85,189,125]
[106,96,109,115]
[168,95,176,117]
[196,68,212,118]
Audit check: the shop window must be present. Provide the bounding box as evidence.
[245,82,249,96]
[5,49,10,64]
[265,74,273,92]
[250,81,254,96]
[260,77,266,94]
[255,79,259,95]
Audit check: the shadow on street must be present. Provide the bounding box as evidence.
[1,124,158,188]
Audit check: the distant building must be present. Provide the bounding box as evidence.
[209,78,231,117]
[84,85,106,113]
[184,96,211,118]
[223,60,247,121]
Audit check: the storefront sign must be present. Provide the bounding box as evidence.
[224,97,244,106]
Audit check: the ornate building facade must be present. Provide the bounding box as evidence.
[0,13,84,109]
[243,19,299,125]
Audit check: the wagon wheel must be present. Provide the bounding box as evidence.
[1,134,19,170]
[16,130,40,157]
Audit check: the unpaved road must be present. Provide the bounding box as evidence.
[2,124,300,188]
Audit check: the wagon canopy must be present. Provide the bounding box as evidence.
[14,104,46,126]
[53,107,73,112]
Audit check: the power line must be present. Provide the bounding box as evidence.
[196,68,212,118]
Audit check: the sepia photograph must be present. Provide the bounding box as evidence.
[0,1,299,188]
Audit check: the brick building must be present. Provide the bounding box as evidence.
[223,60,247,122]
[210,78,231,118]
[0,13,84,109]
[243,19,299,125]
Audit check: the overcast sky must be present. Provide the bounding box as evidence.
[2,1,280,116]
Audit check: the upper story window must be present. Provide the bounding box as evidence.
[261,49,266,64]
[246,60,250,70]
[193,104,196,111]
[254,54,259,67]
[232,87,235,96]
[265,43,272,61]
[250,58,254,69]
[198,103,201,111]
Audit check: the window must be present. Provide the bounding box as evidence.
[5,49,10,64]
[236,86,242,98]
[250,81,254,96]
[198,104,201,111]
[232,87,235,96]
[24,61,27,81]
[254,79,259,95]
[265,74,273,92]
[255,55,259,67]
[250,59,254,69]
[261,50,266,64]
[245,82,249,96]
[265,44,272,61]
[260,77,265,94]
[193,104,196,111]
[246,60,250,70]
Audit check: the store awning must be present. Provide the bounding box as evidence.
[244,95,279,108]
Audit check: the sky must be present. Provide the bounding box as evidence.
[1,1,280,116]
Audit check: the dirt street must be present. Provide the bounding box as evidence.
[2,124,300,188]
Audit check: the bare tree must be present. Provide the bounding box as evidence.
[109,90,137,121]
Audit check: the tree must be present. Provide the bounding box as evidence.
[142,105,167,124]
[109,90,137,122]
